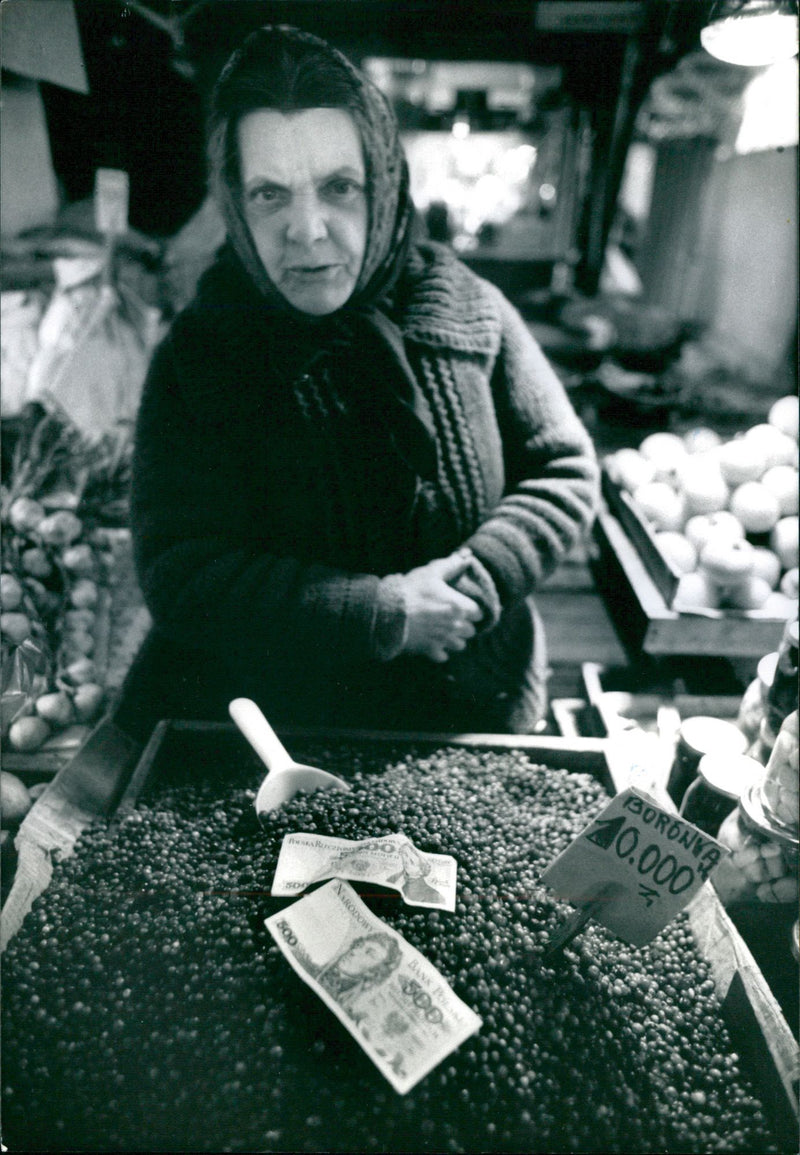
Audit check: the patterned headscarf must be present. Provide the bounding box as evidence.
[206,24,416,316]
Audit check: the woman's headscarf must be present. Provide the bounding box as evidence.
[206,24,416,315]
[204,25,437,474]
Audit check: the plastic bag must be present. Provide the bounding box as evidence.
[1,636,52,737]
[1,291,45,418]
[26,257,163,441]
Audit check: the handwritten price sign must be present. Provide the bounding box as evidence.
[540,788,728,946]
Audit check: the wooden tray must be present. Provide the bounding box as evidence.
[580,661,744,738]
[602,471,683,605]
[5,720,798,1145]
[593,501,789,658]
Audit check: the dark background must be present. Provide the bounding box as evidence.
[37,0,713,289]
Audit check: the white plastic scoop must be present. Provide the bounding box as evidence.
[229,698,350,815]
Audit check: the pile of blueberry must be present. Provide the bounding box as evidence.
[1,741,783,1152]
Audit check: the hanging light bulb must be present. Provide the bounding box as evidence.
[701,1,798,67]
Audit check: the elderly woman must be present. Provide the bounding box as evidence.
[116,24,599,740]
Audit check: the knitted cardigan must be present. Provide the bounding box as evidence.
[130,240,599,731]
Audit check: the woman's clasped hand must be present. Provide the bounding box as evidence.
[387,552,484,663]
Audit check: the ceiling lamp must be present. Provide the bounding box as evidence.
[701,0,794,66]
[701,1,798,66]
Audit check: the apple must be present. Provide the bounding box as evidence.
[69,579,99,609]
[768,394,799,442]
[8,497,45,535]
[771,516,799,570]
[632,481,685,532]
[0,612,31,645]
[699,536,756,585]
[651,528,697,575]
[683,427,722,455]
[720,574,773,611]
[21,548,52,579]
[639,431,688,466]
[62,628,94,655]
[654,531,697,574]
[717,437,765,486]
[780,567,799,599]
[638,432,689,481]
[0,771,32,827]
[37,511,83,548]
[684,511,744,554]
[729,481,781,534]
[61,543,96,577]
[676,457,729,516]
[73,683,105,723]
[749,546,782,589]
[35,691,74,727]
[62,657,97,686]
[759,590,798,619]
[7,715,50,753]
[658,464,686,492]
[760,465,798,516]
[605,448,655,493]
[673,570,719,612]
[744,423,797,469]
[63,609,96,632]
[0,574,24,612]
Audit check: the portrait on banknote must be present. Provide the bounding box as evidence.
[291,929,402,1021]
[386,843,446,906]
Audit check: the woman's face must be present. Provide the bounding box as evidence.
[238,108,368,315]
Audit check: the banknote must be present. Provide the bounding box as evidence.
[265,879,482,1094]
[271,832,457,911]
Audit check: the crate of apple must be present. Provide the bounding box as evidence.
[604,395,798,617]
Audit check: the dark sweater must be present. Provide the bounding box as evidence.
[128,241,599,732]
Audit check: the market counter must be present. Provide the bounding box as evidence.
[2,722,797,1152]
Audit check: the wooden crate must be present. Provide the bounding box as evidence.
[1,530,151,779]
[580,660,744,738]
[5,718,796,1145]
[593,501,789,657]
[602,471,683,605]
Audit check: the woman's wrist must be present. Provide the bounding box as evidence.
[452,549,502,631]
[373,574,409,661]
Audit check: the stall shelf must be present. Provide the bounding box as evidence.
[2,719,797,1152]
[580,660,743,737]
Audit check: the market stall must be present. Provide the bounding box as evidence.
[2,2,798,1153]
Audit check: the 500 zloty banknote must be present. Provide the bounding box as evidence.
[272,832,457,910]
[265,879,481,1094]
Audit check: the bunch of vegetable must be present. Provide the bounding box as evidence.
[1,405,132,753]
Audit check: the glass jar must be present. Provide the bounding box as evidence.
[713,782,798,907]
[679,752,764,837]
[737,650,777,750]
[765,620,798,739]
[761,710,798,833]
[667,716,748,807]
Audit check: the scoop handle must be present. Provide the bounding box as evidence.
[229,698,294,775]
